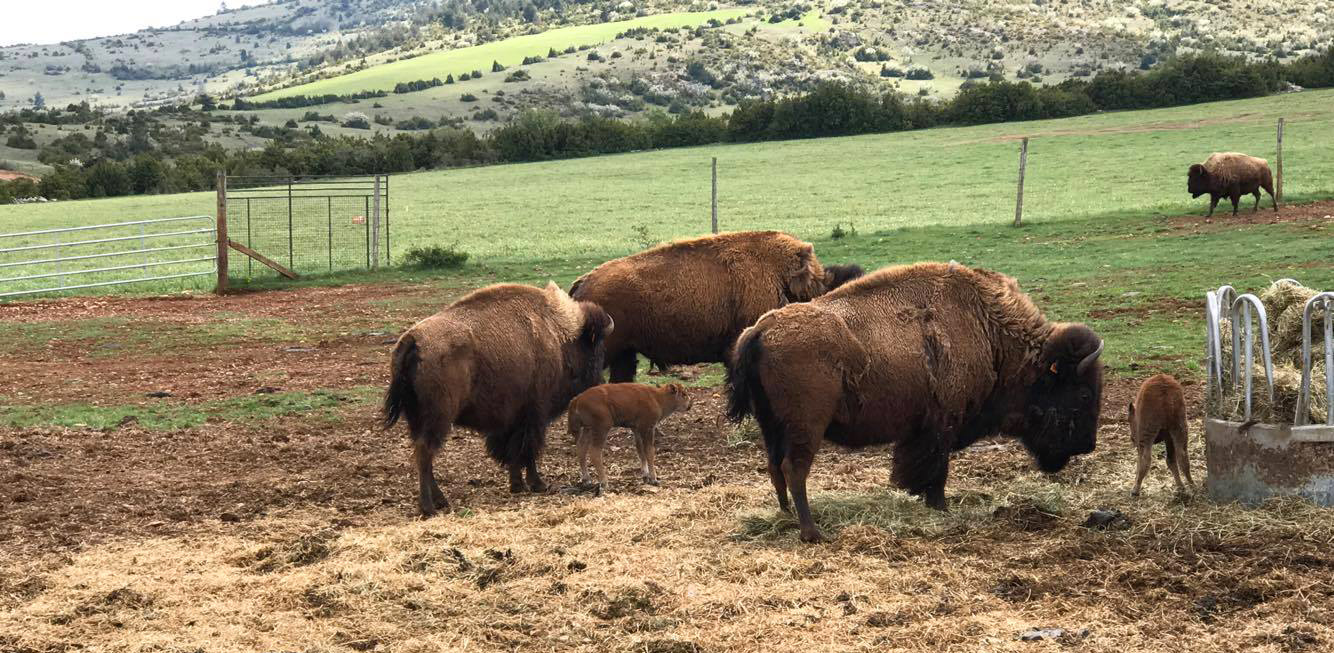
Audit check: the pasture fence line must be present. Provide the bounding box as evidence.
[1276,117,1285,205]
[1013,137,1029,227]
[216,173,390,293]
[711,157,719,234]
[0,216,217,299]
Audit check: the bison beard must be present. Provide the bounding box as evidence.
[727,263,1104,543]
[382,283,612,516]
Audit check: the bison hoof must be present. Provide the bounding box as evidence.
[509,482,527,494]
[528,480,549,493]
[799,528,826,544]
[643,477,660,486]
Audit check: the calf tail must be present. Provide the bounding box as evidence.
[383,333,421,431]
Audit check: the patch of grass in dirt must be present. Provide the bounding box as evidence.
[0,388,371,431]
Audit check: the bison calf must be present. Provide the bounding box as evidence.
[1128,374,1193,497]
[1188,152,1277,217]
[382,282,613,516]
[567,382,693,494]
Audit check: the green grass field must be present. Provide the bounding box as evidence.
[250,9,751,102]
[3,89,1333,376]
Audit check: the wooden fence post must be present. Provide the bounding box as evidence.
[216,171,228,294]
[1013,137,1029,227]
[1276,117,1284,206]
[711,157,718,234]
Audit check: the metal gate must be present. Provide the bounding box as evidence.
[0,216,217,299]
[222,174,389,278]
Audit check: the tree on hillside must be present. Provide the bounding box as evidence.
[33,92,45,109]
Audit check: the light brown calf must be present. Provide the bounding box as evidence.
[566,383,693,494]
[1129,374,1193,496]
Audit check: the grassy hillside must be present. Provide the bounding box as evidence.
[251,9,751,101]
[5,88,1332,258]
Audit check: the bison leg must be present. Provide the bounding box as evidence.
[1252,189,1262,213]
[892,438,950,511]
[507,464,526,494]
[413,438,448,516]
[1207,195,1220,217]
[782,446,822,543]
[1229,191,1241,215]
[1263,180,1278,211]
[1130,444,1151,497]
[767,443,791,513]
[608,348,638,383]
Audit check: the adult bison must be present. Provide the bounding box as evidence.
[726,262,1104,542]
[570,230,862,382]
[382,282,613,516]
[1188,152,1277,216]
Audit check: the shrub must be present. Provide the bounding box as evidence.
[458,72,471,81]
[505,70,531,82]
[460,93,478,102]
[880,65,904,78]
[492,60,505,72]
[403,244,468,269]
[284,119,298,128]
[906,67,934,80]
[587,51,603,62]
[341,112,371,129]
[445,73,455,84]
[470,69,483,78]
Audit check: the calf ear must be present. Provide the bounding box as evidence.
[1127,401,1135,421]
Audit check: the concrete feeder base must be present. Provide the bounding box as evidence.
[1205,418,1334,506]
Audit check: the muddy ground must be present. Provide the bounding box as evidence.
[1,282,1329,653]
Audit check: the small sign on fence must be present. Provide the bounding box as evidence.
[352,216,366,225]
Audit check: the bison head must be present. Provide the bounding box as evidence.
[1019,324,1104,473]
[570,301,614,391]
[782,244,828,302]
[1187,164,1210,198]
[823,264,865,292]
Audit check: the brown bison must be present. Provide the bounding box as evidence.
[567,382,693,494]
[570,230,862,382]
[726,262,1104,542]
[382,282,613,516]
[1188,152,1277,216]
[1128,373,1193,497]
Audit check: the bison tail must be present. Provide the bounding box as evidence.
[383,333,421,431]
[725,328,765,423]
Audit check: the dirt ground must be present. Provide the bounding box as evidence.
[1,282,1330,653]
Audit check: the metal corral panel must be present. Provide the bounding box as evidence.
[1206,418,1334,505]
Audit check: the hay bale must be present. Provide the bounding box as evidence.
[1261,281,1325,365]
[1223,362,1328,424]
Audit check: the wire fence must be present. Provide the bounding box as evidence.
[224,175,389,278]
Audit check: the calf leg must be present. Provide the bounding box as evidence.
[608,348,638,383]
[576,427,593,487]
[643,427,660,485]
[1131,444,1152,497]
[1164,438,1186,494]
[782,441,822,543]
[589,428,608,496]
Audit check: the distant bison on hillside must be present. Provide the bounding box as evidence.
[727,262,1104,543]
[570,230,862,382]
[382,282,613,515]
[1188,152,1277,216]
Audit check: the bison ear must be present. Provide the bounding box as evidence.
[578,302,613,345]
[1042,323,1103,376]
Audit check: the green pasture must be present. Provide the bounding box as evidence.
[251,9,751,102]
[2,90,1332,379]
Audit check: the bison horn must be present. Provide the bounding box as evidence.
[1076,339,1104,376]
[605,315,614,335]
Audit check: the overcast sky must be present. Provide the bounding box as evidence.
[1,0,275,47]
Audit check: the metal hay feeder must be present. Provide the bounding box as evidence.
[1203,282,1334,505]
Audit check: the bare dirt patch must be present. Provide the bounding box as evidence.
[1164,198,1334,235]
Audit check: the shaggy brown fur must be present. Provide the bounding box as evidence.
[566,382,693,494]
[727,262,1104,543]
[570,231,862,382]
[1129,374,1193,497]
[1188,152,1277,216]
[382,282,613,516]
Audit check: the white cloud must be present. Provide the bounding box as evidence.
[0,0,275,47]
